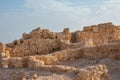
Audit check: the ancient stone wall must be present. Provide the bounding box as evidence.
[0,43,10,67]
[76,64,111,80]
[9,39,61,57]
[1,22,120,58]
[1,41,119,68]
[24,42,120,65]
[72,22,120,46]
[5,27,71,57]
[0,22,120,65]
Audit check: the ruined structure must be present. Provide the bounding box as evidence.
[0,22,120,80]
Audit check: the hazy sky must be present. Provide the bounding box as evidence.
[0,0,120,43]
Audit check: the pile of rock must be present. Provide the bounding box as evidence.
[76,64,111,80]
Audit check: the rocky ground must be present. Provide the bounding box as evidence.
[0,58,119,80]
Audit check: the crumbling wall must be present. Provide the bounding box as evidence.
[1,42,119,68]
[59,42,83,50]
[0,43,10,68]
[6,27,71,57]
[72,22,120,45]
[22,27,71,42]
[1,22,120,58]
[82,42,120,59]
[76,64,111,80]
[22,42,120,65]
[0,22,120,64]
[9,39,61,57]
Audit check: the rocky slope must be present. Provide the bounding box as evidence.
[0,22,120,80]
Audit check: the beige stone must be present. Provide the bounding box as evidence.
[76,64,111,80]
[8,57,24,68]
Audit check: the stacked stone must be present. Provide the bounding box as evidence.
[27,56,44,69]
[9,38,61,57]
[76,64,111,80]
[63,28,71,43]
[82,42,120,59]
[19,42,120,66]
[8,42,119,67]
[60,42,83,50]
[8,57,24,68]
[25,48,83,65]
[74,22,120,45]
[22,27,56,40]
[0,43,10,68]
[8,27,72,57]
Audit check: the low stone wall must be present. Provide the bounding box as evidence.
[28,42,120,65]
[82,42,120,59]
[1,42,120,68]
[76,64,111,80]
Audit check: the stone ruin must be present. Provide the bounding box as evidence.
[0,22,120,80]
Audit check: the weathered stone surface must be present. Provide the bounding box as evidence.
[76,64,111,80]
[5,27,71,57]
[2,22,120,58]
[22,33,30,40]
[1,58,8,68]
[9,39,61,57]
[20,42,120,65]
[27,56,44,69]
[63,28,71,43]
[0,43,10,67]
[60,42,83,50]
[8,57,24,68]
[72,22,120,45]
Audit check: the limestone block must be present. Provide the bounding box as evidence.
[0,43,6,53]
[27,56,44,69]
[85,39,94,47]
[42,29,50,38]
[76,69,89,80]
[1,58,8,68]
[9,57,24,68]
[0,52,10,59]
[22,33,30,40]
[49,32,56,39]
[76,64,111,80]
[63,28,71,43]
[93,27,99,32]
